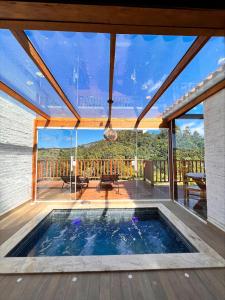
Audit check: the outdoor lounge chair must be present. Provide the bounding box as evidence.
[61,175,89,191]
[99,174,119,193]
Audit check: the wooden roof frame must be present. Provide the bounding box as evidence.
[106,34,116,128]
[164,78,225,122]
[0,81,50,120]
[11,29,81,120]
[0,2,224,127]
[135,36,210,128]
[0,2,224,35]
[36,117,167,129]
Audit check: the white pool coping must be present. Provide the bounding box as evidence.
[0,203,224,274]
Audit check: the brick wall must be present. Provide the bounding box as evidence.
[204,88,225,231]
[0,92,35,215]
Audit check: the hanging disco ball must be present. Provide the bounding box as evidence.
[104,128,118,141]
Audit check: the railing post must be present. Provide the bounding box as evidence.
[168,120,177,200]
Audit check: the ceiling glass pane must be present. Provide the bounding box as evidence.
[0,29,72,117]
[148,37,225,118]
[112,34,196,118]
[25,31,110,118]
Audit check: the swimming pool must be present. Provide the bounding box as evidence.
[7,208,196,257]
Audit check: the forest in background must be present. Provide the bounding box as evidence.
[38,127,205,161]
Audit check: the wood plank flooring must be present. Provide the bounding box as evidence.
[0,200,225,300]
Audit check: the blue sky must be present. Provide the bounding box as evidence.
[38,129,162,148]
[38,129,104,149]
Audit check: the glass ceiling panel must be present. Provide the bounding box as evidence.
[0,29,72,117]
[25,31,110,118]
[148,37,225,118]
[112,34,196,118]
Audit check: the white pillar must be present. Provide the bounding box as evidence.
[204,88,225,231]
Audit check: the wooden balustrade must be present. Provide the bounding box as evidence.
[37,159,205,183]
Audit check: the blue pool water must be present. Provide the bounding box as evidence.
[7,208,197,257]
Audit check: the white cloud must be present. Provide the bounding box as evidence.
[142,74,167,93]
[116,40,131,48]
[218,57,225,66]
[190,123,204,136]
[131,69,137,83]
[26,80,34,86]
[142,79,153,90]
[180,122,195,131]
[180,121,204,136]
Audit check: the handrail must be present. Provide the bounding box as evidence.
[37,159,205,183]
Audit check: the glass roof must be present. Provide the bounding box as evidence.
[25,31,110,118]
[0,29,73,117]
[148,37,225,118]
[112,34,196,118]
[0,30,223,121]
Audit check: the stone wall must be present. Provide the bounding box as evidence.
[204,88,225,231]
[0,92,35,215]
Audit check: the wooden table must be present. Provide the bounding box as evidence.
[185,172,206,190]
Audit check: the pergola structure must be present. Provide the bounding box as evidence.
[1,32,224,125]
[0,1,225,201]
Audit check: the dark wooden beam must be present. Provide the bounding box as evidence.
[0,81,50,119]
[1,20,223,36]
[32,119,38,200]
[135,36,210,128]
[11,29,81,120]
[177,114,204,119]
[164,78,225,122]
[106,34,116,128]
[168,120,178,200]
[0,2,224,35]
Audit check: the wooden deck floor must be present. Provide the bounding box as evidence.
[0,200,225,300]
[37,179,170,201]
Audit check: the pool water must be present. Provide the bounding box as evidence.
[7,208,197,257]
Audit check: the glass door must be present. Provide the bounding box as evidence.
[135,129,170,200]
[75,129,137,201]
[36,128,76,201]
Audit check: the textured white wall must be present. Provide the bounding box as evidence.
[0,93,35,215]
[204,88,225,231]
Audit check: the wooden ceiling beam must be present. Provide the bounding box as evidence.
[0,81,50,120]
[0,2,224,35]
[0,20,222,36]
[135,36,210,128]
[36,117,168,129]
[164,78,225,122]
[106,34,116,128]
[11,29,81,120]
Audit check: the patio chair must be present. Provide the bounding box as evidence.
[61,175,89,191]
[183,173,206,202]
[99,174,119,193]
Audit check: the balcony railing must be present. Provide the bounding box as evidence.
[37,159,205,184]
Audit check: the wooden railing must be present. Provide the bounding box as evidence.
[37,159,205,184]
[37,159,144,180]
